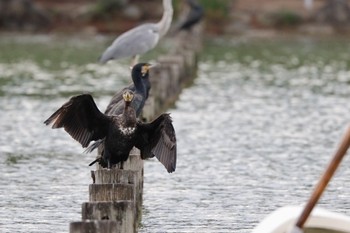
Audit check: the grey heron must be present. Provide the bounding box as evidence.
[99,0,173,65]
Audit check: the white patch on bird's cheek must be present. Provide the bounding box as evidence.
[120,127,136,135]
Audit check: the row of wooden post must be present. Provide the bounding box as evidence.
[69,26,203,233]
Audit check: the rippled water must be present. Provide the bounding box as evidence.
[1,36,350,233]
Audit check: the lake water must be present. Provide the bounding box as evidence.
[1,35,350,233]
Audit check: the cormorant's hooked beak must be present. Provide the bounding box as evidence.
[141,63,154,77]
[122,91,134,102]
[130,63,159,76]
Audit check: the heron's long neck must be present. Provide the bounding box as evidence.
[157,0,173,38]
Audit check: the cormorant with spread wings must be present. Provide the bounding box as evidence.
[44,90,176,173]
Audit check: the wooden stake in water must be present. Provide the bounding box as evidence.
[291,126,350,232]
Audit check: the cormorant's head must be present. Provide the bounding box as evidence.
[122,90,134,103]
[132,63,152,78]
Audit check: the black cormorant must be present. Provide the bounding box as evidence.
[177,0,204,31]
[94,63,153,162]
[44,90,177,173]
[105,63,153,117]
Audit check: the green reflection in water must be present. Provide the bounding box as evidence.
[202,37,350,70]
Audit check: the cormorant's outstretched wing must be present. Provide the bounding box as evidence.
[136,113,177,173]
[44,94,111,148]
[152,115,177,173]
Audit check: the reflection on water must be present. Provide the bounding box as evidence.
[140,58,350,232]
[1,37,350,233]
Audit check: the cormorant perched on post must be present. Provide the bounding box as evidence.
[93,63,153,167]
[106,63,153,117]
[44,90,177,173]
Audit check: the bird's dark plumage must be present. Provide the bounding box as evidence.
[45,90,177,173]
[43,94,110,147]
[94,63,152,167]
[105,63,152,117]
[178,0,204,31]
[135,113,177,172]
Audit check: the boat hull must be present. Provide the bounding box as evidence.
[252,206,350,233]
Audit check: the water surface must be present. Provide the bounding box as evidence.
[1,36,350,233]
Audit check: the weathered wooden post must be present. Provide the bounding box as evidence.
[70,148,143,233]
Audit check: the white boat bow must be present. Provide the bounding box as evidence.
[252,205,350,233]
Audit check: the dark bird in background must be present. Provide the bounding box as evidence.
[176,0,204,32]
[99,0,173,66]
[105,63,153,117]
[44,90,177,173]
